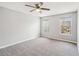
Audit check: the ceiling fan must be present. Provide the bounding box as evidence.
[25,2,50,13]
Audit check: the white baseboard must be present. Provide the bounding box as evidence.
[0,36,38,49]
[41,36,77,44]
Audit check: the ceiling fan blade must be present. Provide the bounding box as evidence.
[39,2,43,6]
[25,4,35,8]
[30,9,36,12]
[41,8,50,10]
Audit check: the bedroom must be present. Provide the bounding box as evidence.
[0,2,78,56]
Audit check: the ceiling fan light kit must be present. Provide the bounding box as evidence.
[36,9,41,12]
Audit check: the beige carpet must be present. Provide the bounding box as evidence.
[0,37,78,56]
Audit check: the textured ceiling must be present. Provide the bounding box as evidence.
[0,2,79,17]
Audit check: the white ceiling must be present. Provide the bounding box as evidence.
[0,2,79,17]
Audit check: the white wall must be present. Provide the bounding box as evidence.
[0,7,40,48]
[41,12,77,43]
[77,9,79,53]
